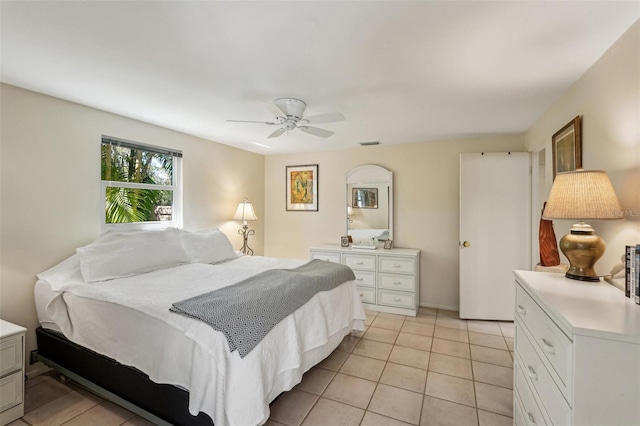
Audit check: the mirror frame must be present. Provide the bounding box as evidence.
[346,164,393,242]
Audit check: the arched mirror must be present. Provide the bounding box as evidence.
[346,165,393,245]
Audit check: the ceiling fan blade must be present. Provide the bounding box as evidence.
[227,119,279,125]
[268,128,286,138]
[304,112,345,125]
[299,126,334,138]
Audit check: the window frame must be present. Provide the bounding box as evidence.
[100,136,183,233]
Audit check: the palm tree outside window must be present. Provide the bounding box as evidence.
[101,136,182,232]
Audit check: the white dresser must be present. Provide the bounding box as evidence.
[310,245,420,316]
[0,320,26,426]
[513,270,640,426]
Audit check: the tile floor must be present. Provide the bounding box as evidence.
[267,308,514,426]
[10,308,514,426]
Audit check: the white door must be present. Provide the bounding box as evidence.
[459,153,531,320]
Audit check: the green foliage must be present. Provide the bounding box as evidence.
[102,144,174,223]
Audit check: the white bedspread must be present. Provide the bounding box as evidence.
[43,256,366,425]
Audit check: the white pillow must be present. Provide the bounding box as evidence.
[180,228,238,264]
[76,228,190,282]
[37,253,84,290]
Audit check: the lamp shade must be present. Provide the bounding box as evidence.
[232,198,258,222]
[542,170,623,220]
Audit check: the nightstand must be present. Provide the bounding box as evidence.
[0,320,26,426]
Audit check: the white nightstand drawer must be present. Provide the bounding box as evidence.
[357,286,376,304]
[515,360,549,426]
[0,371,23,413]
[353,270,375,288]
[379,273,414,292]
[516,286,572,390]
[310,251,341,263]
[378,289,414,309]
[0,337,22,378]
[515,319,571,424]
[379,256,415,274]
[344,254,376,271]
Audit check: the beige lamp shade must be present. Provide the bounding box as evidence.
[542,170,623,220]
[232,198,258,223]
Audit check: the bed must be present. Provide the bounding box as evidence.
[34,228,366,426]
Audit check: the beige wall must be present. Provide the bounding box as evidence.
[264,135,525,310]
[0,84,265,373]
[525,20,640,275]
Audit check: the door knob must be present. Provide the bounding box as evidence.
[462,241,471,248]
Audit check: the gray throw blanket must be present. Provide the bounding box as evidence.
[170,259,356,358]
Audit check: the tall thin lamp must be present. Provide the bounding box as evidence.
[542,170,623,281]
[232,197,258,255]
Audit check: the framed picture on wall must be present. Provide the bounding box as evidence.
[286,164,318,211]
[552,116,582,179]
[352,188,378,209]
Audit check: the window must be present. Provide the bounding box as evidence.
[101,136,182,232]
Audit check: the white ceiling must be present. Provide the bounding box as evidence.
[1,1,638,155]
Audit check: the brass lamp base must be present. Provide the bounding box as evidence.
[559,222,605,282]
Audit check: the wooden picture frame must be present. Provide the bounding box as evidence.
[352,188,378,209]
[286,164,318,211]
[552,116,582,179]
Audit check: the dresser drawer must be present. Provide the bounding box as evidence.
[310,251,341,264]
[513,389,527,426]
[516,286,572,391]
[378,289,414,309]
[357,286,376,304]
[379,256,415,274]
[353,270,375,288]
[344,254,376,271]
[0,371,23,412]
[515,319,572,424]
[515,360,549,426]
[379,273,414,292]
[0,336,22,378]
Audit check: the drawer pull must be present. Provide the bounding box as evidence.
[527,412,537,425]
[516,304,527,314]
[527,365,538,381]
[393,264,401,268]
[393,281,402,286]
[540,338,556,354]
[392,297,402,302]
[356,261,364,265]
[356,278,364,281]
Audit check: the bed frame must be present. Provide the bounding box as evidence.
[35,326,214,425]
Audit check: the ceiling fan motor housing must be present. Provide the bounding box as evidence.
[274,98,306,120]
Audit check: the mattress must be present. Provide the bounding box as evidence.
[35,255,365,425]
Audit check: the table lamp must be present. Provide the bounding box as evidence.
[542,170,623,281]
[232,197,258,255]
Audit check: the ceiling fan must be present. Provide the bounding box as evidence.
[227,98,345,138]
